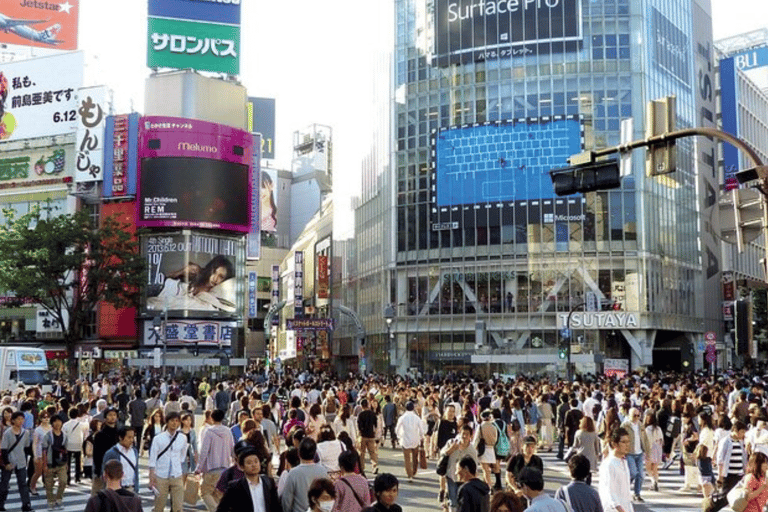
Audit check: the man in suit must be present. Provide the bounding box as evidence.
[563,398,584,451]
[216,449,281,512]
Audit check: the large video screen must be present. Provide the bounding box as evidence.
[433,0,582,66]
[139,157,249,230]
[434,116,582,206]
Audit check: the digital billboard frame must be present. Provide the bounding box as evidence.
[430,115,585,231]
[137,116,253,232]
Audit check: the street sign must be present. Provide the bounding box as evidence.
[706,344,717,354]
[698,342,705,351]
[705,331,716,342]
[560,329,571,339]
[706,350,717,363]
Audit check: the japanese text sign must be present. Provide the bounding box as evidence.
[147,17,240,75]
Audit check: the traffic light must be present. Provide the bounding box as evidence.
[551,160,621,196]
[646,96,676,176]
[558,346,568,360]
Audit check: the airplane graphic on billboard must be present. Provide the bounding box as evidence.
[0,14,64,46]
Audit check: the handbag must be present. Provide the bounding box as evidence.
[184,474,201,506]
[436,453,450,476]
[419,445,428,470]
[476,436,486,457]
[727,477,748,512]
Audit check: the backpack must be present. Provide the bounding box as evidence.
[494,420,510,458]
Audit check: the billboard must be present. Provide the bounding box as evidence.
[247,97,276,159]
[147,16,240,75]
[103,113,139,197]
[433,117,582,206]
[142,319,236,347]
[143,232,243,318]
[650,8,690,87]
[148,0,241,24]
[0,0,79,50]
[0,52,83,142]
[138,116,253,232]
[432,0,582,66]
[260,168,278,234]
[0,145,73,186]
[75,85,108,184]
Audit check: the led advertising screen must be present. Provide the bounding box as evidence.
[433,0,582,66]
[143,232,243,318]
[138,116,253,232]
[431,116,583,229]
[0,0,79,50]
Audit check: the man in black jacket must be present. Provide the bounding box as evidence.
[216,449,281,512]
[457,456,489,512]
[92,408,120,495]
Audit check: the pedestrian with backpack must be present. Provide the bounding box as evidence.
[492,409,510,492]
[84,460,142,512]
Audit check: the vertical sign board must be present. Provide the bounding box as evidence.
[719,57,740,190]
[693,1,722,338]
[247,134,261,259]
[103,113,139,197]
[294,252,304,318]
[247,97,276,160]
[248,271,257,318]
[271,264,280,326]
[75,85,108,184]
[317,255,329,299]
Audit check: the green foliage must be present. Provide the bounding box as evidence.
[0,202,146,349]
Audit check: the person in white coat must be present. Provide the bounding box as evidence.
[395,401,427,482]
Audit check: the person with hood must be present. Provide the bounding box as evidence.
[457,456,490,512]
[92,408,120,495]
[84,460,142,512]
[198,409,235,512]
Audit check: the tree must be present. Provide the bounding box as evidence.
[0,203,146,376]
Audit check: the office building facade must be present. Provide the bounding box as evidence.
[383,0,722,375]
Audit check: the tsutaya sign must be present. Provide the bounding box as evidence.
[557,312,639,329]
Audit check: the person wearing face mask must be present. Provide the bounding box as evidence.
[307,478,336,512]
[215,449,281,512]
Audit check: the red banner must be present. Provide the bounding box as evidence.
[317,255,329,299]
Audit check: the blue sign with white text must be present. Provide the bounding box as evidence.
[148,0,241,25]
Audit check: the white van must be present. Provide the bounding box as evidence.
[0,347,52,393]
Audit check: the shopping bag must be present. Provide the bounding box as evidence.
[184,475,201,506]
[419,446,428,470]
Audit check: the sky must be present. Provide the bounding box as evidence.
[5,0,768,238]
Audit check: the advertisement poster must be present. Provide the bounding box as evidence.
[261,168,278,233]
[138,116,253,232]
[0,52,83,142]
[75,85,108,184]
[0,0,79,50]
[432,0,582,66]
[148,0,241,24]
[143,233,243,317]
[0,145,73,186]
[294,251,304,318]
[317,255,329,299]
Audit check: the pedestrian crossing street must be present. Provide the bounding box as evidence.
[537,450,717,512]
[0,451,722,511]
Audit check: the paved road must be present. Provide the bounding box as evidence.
[6,443,715,511]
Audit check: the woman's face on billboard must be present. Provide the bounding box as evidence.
[209,266,229,288]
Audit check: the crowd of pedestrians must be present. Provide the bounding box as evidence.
[2,365,768,512]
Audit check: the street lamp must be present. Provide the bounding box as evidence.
[384,305,395,370]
